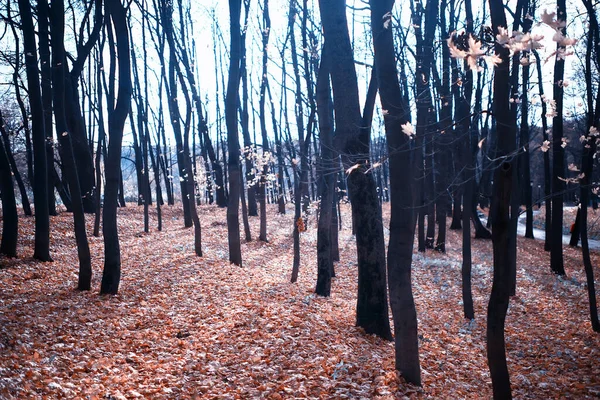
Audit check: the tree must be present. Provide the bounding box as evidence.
[100,0,131,294]
[38,0,56,216]
[258,0,272,242]
[370,0,421,384]
[487,0,516,396]
[318,0,392,341]
[315,43,334,297]
[550,0,568,276]
[226,0,243,266]
[579,0,600,332]
[49,0,92,290]
[0,129,18,257]
[0,110,31,216]
[17,0,52,262]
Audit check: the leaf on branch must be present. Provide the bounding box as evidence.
[540,140,550,152]
[345,164,361,175]
[401,122,415,139]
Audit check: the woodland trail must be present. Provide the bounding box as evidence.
[1,204,599,399]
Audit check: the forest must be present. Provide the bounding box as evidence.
[0,0,600,398]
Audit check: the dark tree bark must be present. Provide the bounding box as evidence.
[319,0,392,341]
[315,45,334,297]
[0,133,18,257]
[289,0,311,283]
[17,0,52,261]
[12,38,34,190]
[158,0,192,228]
[239,0,258,218]
[49,0,92,290]
[0,112,31,216]
[93,43,105,238]
[226,0,243,266]
[330,172,340,264]
[100,0,131,294]
[458,0,475,321]
[520,11,534,240]
[580,0,600,332]
[533,49,552,251]
[434,0,453,253]
[300,0,317,212]
[370,0,421,383]
[65,0,103,214]
[487,0,515,396]
[258,0,272,242]
[550,0,567,276]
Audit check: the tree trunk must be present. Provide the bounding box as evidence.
[0,113,31,216]
[258,0,272,242]
[17,0,52,261]
[550,0,567,276]
[370,0,421,384]
[315,45,334,296]
[487,0,515,396]
[100,0,131,294]
[318,0,392,341]
[0,134,18,257]
[49,0,93,290]
[38,0,56,216]
[226,0,243,266]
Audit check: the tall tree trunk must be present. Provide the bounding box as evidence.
[17,0,52,261]
[457,0,476,320]
[93,44,105,238]
[550,0,567,276]
[520,16,534,240]
[487,0,515,396]
[100,0,131,294]
[258,0,272,242]
[50,0,92,290]
[315,45,334,297]
[533,49,552,251]
[319,0,392,341]
[370,0,420,381]
[580,0,600,332]
[226,0,243,266]
[65,0,103,214]
[38,0,56,216]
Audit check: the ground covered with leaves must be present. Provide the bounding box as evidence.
[1,203,600,399]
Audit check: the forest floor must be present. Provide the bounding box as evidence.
[1,203,600,399]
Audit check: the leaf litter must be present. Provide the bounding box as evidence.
[1,204,599,399]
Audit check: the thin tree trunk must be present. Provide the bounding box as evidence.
[226,0,243,266]
[550,0,567,276]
